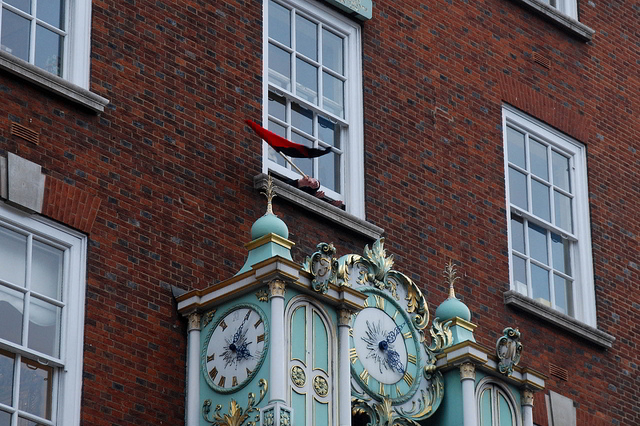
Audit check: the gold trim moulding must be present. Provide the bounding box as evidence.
[244,232,295,251]
[447,317,478,332]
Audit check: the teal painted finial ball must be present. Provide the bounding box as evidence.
[435,295,471,322]
[251,213,289,240]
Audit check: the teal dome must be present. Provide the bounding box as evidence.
[435,295,471,322]
[251,213,288,240]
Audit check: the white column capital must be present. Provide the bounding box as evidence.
[187,312,201,331]
[459,362,476,381]
[337,309,352,327]
[522,389,535,406]
[269,279,286,298]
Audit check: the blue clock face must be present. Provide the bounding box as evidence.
[350,291,421,402]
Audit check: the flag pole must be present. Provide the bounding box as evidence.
[276,150,308,178]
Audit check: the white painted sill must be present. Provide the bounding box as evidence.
[504,290,615,348]
[507,0,595,41]
[253,173,384,240]
[0,50,109,113]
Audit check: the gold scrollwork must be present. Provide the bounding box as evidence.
[202,379,268,426]
[313,376,328,397]
[202,310,217,328]
[255,289,268,302]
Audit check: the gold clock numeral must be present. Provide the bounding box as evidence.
[254,318,263,329]
[374,295,385,310]
[349,348,358,364]
[407,353,417,365]
[207,353,215,362]
[257,333,265,343]
[396,385,403,397]
[220,320,228,331]
[209,366,218,381]
[403,331,412,340]
[246,368,253,376]
[359,369,370,385]
[403,372,414,387]
[363,298,369,308]
[349,328,353,337]
[232,376,238,387]
[379,382,386,396]
[392,310,399,321]
[218,376,226,387]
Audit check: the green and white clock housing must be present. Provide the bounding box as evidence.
[304,239,454,425]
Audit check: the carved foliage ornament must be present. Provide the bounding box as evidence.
[496,327,523,376]
[202,379,267,426]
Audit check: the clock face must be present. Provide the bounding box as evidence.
[202,304,268,393]
[350,291,421,402]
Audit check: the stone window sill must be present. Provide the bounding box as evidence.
[504,290,615,348]
[507,0,594,41]
[0,50,109,113]
[253,173,384,240]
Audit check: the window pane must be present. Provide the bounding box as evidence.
[268,0,290,47]
[296,58,318,104]
[552,151,571,192]
[28,298,61,357]
[268,91,286,121]
[322,29,343,74]
[35,25,63,76]
[507,127,526,169]
[319,150,339,192]
[554,191,573,232]
[531,180,551,222]
[529,139,548,181]
[531,264,550,305]
[31,240,63,300]
[19,358,53,419]
[551,233,571,276]
[508,168,527,210]
[318,117,340,148]
[510,216,525,253]
[0,226,27,286]
[291,102,313,135]
[267,120,287,167]
[0,410,10,426]
[291,133,313,177]
[513,255,527,295]
[554,274,573,316]
[498,392,514,426]
[479,388,492,426]
[0,286,24,345]
[37,0,64,29]
[296,15,316,61]
[323,72,344,117]
[528,223,548,265]
[0,350,15,406]
[5,0,30,13]
[1,9,30,66]
[268,43,291,90]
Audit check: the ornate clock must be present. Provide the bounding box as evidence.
[305,239,453,425]
[202,304,268,394]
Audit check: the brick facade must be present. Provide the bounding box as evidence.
[0,0,636,425]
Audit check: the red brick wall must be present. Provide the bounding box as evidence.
[0,0,636,425]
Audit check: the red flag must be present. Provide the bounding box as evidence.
[246,120,331,158]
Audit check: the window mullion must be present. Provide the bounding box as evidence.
[547,228,556,309]
[291,8,297,99]
[28,0,37,64]
[22,234,33,347]
[11,353,20,426]
[523,217,533,299]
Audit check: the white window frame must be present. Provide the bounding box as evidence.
[263,0,365,219]
[0,201,87,426]
[540,0,577,19]
[476,377,522,426]
[0,0,91,88]
[502,105,596,327]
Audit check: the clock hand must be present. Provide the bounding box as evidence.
[230,310,252,350]
[386,348,405,374]
[385,322,405,344]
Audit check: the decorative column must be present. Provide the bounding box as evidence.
[186,313,201,426]
[522,389,534,426]
[337,309,353,426]
[459,362,477,426]
[260,279,293,425]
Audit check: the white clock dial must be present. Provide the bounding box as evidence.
[353,307,408,384]
[202,305,268,393]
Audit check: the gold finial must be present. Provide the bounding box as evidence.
[261,174,276,215]
[443,260,460,299]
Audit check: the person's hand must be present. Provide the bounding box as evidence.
[298,176,320,189]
